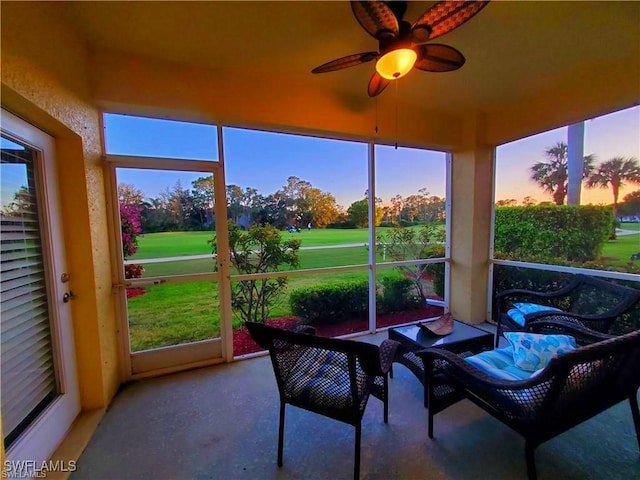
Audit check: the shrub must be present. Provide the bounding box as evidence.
[124,264,145,279]
[326,221,357,229]
[290,274,424,324]
[290,280,368,324]
[210,222,300,323]
[420,244,446,298]
[377,275,421,313]
[494,205,613,262]
[399,219,420,227]
[377,223,445,303]
[120,203,142,258]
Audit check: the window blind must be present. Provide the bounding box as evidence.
[1,141,57,449]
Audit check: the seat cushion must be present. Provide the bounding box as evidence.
[507,302,562,327]
[465,347,540,381]
[284,348,355,409]
[505,332,577,372]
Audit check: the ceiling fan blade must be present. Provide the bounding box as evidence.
[414,44,465,72]
[368,72,391,97]
[411,0,490,44]
[312,51,379,74]
[386,1,408,22]
[351,1,399,40]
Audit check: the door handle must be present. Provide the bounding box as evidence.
[62,291,76,303]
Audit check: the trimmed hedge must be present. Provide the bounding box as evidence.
[494,205,613,262]
[290,280,369,323]
[290,275,419,324]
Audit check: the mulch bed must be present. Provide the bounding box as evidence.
[233,304,444,356]
[126,287,146,299]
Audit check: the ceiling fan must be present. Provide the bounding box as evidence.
[311,1,490,97]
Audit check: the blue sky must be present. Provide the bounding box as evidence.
[106,115,446,208]
[0,137,29,208]
[496,106,640,204]
[3,107,635,213]
[105,106,639,208]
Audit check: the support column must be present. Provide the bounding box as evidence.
[449,144,494,324]
[567,122,585,205]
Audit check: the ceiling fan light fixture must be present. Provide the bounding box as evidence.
[375,48,417,80]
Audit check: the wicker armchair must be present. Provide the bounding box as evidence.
[418,319,640,480]
[246,322,399,480]
[495,274,640,347]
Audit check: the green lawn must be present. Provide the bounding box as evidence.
[601,233,640,265]
[620,222,640,232]
[126,227,638,352]
[128,282,220,351]
[127,268,375,351]
[127,228,433,351]
[138,245,372,277]
[130,227,420,259]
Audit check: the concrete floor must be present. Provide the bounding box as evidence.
[73,329,640,480]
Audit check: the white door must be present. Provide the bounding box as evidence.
[1,109,80,471]
[107,158,228,377]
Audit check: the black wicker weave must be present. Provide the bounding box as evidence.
[418,319,640,480]
[245,321,399,480]
[495,274,640,347]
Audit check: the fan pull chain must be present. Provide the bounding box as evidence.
[394,80,399,150]
[375,97,379,134]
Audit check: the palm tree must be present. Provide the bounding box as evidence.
[586,156,640,218]
[530,142,595,205]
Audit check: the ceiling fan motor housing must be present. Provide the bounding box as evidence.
[378,20,414,56]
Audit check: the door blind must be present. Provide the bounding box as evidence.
[1,138,58,449]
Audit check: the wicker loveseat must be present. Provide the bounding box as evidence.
[418,319,640,480]
[246,321,399,480]
[495,274,640,347]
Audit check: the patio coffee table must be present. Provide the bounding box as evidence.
[388,320,494,407]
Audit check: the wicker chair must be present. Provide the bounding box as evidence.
[246,322,399,480]
[495,274,640,347]
[418,319,640,480]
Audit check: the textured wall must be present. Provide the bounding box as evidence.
[1,2,120,410]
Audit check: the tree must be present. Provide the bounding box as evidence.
[346,198,383,227]
[522,196,537,207]
[191,175,215,227]
[347,199,368,227]
[306,189,339,227]
[586,157,640,218]
[403,194,422,221]
[422,195,445,223]
[618,190,640,217]
[118,183,144,206]
[226,184,245,224]
[274,176,339,229]
[161,181,196,230]
[496,199,518,207]
[140,197,173,233]
[210,223,300,323]
[1,185,32,216]
[390,195,404,222]
[530,141,595,205]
